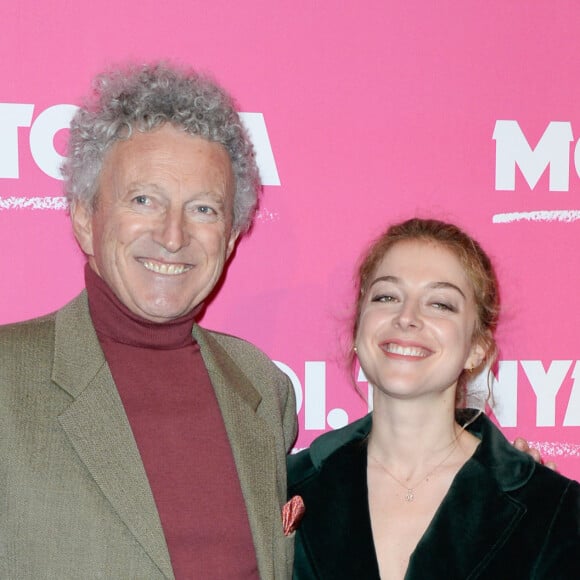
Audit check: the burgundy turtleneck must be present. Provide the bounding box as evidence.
[85,265,259,579]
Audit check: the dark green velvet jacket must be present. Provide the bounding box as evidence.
[288,411,580,579]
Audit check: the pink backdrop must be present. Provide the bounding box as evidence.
[1,1,579,479]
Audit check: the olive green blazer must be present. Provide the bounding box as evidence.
[0,292,297,579]
[288,411,580,579]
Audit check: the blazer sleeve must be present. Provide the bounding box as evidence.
[532,479,580,579]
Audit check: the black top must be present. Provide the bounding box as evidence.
[288,410,580,579]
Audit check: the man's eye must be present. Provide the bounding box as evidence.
[193,205,220,219]
[133,195,150,205]
[197,205,216,214]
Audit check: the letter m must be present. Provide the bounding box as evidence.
[493,121,573,191]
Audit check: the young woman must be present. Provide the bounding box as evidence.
[289,218,580,579]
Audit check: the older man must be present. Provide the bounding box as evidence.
[0,64,296,579]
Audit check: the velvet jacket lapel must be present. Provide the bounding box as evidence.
[52,293,174,579]
[291,412,535,580]
[292,436,381,579]
[408,452,527,578]
[192,326,282,580]
[407,410,533,579]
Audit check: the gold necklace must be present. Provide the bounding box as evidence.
[369,438,460,503]
[367,413,482,503]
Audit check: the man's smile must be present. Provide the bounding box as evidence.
[138,258,193,275]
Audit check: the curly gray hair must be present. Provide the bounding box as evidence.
[61,62,261,232]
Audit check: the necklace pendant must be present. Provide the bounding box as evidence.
[405,489,415,502]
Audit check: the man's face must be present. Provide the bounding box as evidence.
[72,124,238,323]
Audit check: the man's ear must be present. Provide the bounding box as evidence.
[226,229,240,260]
[70,201,95,257]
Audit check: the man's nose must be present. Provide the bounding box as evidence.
[154,209,191,253]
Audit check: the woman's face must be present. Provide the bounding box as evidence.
[355,240,485,401]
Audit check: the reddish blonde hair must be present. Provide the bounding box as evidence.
[352,218,500,402]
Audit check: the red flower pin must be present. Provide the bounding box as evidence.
[282,495,305,536]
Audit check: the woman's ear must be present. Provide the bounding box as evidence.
[70,201,95,257]
[465,336,488,371]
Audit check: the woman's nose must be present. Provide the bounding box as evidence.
[394,299,422,330]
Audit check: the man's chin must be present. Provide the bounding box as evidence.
[130,299,200,323]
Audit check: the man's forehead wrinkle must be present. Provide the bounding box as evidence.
[125,181,228,204]
[127,181,165,193]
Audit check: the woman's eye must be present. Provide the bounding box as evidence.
[197,206,215,214]
[432,302,456,312]
[372,294,397,303]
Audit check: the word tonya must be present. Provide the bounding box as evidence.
[278,358,580,430]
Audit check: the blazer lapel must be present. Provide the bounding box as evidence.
[295,439,381,579]
[193,327,280,580]
[407,449,526,579]
[52,293,174,579]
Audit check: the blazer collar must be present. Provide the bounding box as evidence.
[53,291,174,579]
[303,411,535,492]
[457,409,536,491]
[192,325,262,410]
[190,325,281,580]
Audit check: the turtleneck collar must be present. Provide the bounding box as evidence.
[85,264,198,350]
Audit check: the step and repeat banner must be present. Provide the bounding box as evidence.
[1,1,579,478]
